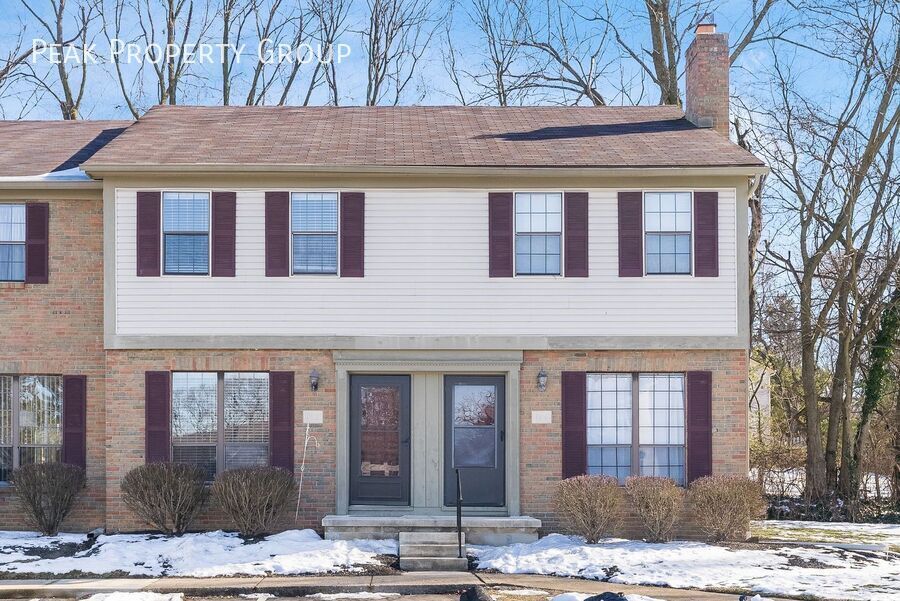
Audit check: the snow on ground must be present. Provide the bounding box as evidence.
[309,593,401,600]
[0,531,87,563]
[85,594,183,601]
[0,529,396,577]
[472,533,900,601]
[752,520,900,550]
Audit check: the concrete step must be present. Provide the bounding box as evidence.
[400,531,465,545]
[399,556,469,571]
[401,542,465,558]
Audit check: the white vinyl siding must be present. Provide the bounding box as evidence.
[114,188,738,338]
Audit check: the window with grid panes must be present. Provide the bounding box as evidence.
[171,372,269,480]
[515,192,562,275]
[645,192,691,274]
[585,372,686,485]
[0,375,63,482]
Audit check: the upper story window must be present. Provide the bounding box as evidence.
[645,192,691,275]
[0,205,25,282]
[515,192,562,275]
[292,192,338,274]
[0,375,63,482]
[586,372,685,485]
[171,371,269,480]
[163,192,210,275]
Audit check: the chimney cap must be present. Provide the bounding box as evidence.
[695,22,717,34]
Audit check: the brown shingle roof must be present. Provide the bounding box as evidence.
[84,105,764,170]
[0,120,131,177]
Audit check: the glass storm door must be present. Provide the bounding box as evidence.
[443,375,506,507]
[349,375,411,506]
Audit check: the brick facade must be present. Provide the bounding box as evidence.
[0,198,106,531]
[685,26,730,136]
[519,349,748,537]
[104,350,336,532]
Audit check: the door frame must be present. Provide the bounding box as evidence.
[333,350,523,515]
[348,374,412,506]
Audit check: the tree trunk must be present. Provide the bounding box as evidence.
[801,276,827,499]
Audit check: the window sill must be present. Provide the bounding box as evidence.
[0,282,26,289]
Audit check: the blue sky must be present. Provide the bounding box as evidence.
[0,0,817,120]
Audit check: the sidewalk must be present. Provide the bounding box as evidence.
[0,572,787,600]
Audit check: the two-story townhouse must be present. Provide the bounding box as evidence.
[0,25,765,542]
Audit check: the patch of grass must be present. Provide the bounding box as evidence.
[751,523,895,548]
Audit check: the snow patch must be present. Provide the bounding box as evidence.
[85,594,183,601]
[0,167,93,182]
[309,594,400,600]
[492,589,550,596]
[473,533,900,601]
[0,529,396,577]
[549,594,664,601]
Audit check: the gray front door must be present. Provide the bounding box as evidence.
[349,375,411,506]
[443,375,506,507]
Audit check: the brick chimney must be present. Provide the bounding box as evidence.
[685,22,729,136]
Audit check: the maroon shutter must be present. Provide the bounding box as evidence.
[488,192,514,277]
[340,192,365,277]
[618,191,643,277]
[145,371,171,463]
[694,192,719,277]
[561,371,588,478]
[62,375,87,469]
[24,203,49,284]
[564,192,589,277]
[265,191,290,277]
[136,192,161,277]
[211,191,237,277]
[269,372,294,472]
[686,371,713,482]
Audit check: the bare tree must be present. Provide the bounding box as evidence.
[20,0,100,119]
[310,0,351,105]
[752,0,900,500]
[361,0,440,105]
[104,0,213,117]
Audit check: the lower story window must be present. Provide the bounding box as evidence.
[0,375,63,482]
[171,372,269,480]
[586,372,685,484]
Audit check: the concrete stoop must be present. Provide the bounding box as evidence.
[399,531,468,571]
[322,515,541,546]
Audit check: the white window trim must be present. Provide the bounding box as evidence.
[512,190,565,278]
[159,189,213,279]
[289,190,341,278]
[643,190,694,277]
[586,371,687,485]
[0,203,26,283]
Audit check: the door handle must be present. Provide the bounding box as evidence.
[401,437,410,445]
[500,429,505,442]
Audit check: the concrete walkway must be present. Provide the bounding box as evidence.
[0,573,789,600]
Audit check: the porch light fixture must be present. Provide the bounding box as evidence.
[309,369,320,392]
[537,368,548,392]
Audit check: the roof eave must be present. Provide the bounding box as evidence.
[0,179,102,190]
[83,163,769,178]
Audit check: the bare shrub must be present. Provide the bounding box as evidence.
[11,463,85,535]
[120,463,208,534]
[688,475,767,541]
[556,475,624,543]
[625,476,684,542]
[212,467,297,537]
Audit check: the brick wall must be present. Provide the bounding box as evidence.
[685,27,730,136]
[104,350,336,533]
[519,349,748,537]
[0,198,106,531]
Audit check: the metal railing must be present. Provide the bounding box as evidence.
[455,467,463,559]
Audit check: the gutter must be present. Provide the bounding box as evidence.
[83,163,770,178]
